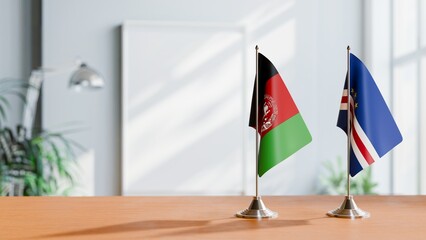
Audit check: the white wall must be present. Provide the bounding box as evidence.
[42,0,363,195]
[0,0,31,127]
[364,0,393,194]
[365,0,426,195]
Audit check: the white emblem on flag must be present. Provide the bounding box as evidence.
[261,94,278,133]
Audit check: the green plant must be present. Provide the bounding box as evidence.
[0,78,81,196]
[319,156,378,195]
[0,125,83,196]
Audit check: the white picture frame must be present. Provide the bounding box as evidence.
[121,21,248,195]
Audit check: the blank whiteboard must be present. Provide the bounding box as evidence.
[121,21,247,195]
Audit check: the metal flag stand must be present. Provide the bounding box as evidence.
[326,46,370,219]
[236,45,277,219]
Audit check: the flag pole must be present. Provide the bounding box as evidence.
[236,45,277,219]
[255,45,259,198]
[326,46,369,219]
[346,45,351,198]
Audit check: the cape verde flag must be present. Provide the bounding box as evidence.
[337,53,403,177]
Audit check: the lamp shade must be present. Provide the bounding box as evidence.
[69,63,104,90]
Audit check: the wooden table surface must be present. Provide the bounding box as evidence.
[0,195,425,239]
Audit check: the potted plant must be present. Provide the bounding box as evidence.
[0,79,80,196]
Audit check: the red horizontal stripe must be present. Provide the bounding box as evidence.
[341,96,348,103]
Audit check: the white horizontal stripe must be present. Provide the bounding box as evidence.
[353,116,380,162]
[340,91,351,110]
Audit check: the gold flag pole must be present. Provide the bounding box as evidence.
[236,45,277,219]
[327,46,369,219]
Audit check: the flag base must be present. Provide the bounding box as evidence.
[236,196,278,219]
[327,195,370,219]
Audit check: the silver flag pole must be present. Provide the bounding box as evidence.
[327,46,369,219]
[346,45,352,198]
[255,45,259,198]
[236,45,277,219]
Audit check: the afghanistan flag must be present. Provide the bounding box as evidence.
[249,53,312,177]
[337,53,403,177]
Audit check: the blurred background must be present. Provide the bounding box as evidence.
[0,0,424,196]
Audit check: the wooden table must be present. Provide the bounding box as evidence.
[0,196,425,239]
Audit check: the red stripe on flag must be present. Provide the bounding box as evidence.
[341,96,348,104]
[349,99,375,165]
[352,122,375,165]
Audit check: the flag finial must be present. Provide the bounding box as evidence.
[347,45,351,51]
[255,45,259,51]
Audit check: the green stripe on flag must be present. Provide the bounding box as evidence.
[258,113,312,177]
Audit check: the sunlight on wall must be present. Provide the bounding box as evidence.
[121,0,361,196]
[258,19,295,67]
[240,0,294,31]
[393,62,418,194]
[173,31,243,79]
[368,0,426,195]
[393,0,418,58]
[41,0,364,196]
